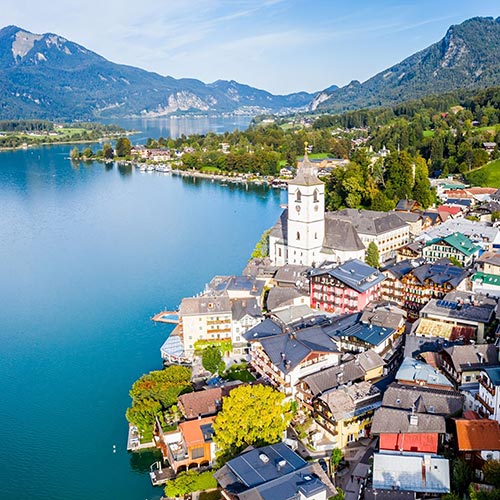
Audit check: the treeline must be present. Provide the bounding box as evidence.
[0,120,54,132]
[70,137,132,160]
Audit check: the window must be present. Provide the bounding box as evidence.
[297,232,300,241]
[191,447,205,459]
[315,232,318,239]
[278,248,282,257]
[296,189,302,203]
[313,189,319,203]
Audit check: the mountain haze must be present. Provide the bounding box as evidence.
[312,16,500,113]
[0,25,314,120]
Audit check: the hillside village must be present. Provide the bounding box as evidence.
[123,149,500,500]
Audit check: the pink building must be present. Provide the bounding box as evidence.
[310,259,385,315]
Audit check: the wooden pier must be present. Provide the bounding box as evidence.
[152,311,179,324]
[149,464,175,486]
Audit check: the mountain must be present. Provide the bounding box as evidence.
[0,25,315,120]
[312,16,500,113]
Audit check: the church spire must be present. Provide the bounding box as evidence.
[288,141,323,187]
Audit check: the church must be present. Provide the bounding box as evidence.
[269,151,410,267]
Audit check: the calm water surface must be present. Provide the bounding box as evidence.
[0,119,283,500]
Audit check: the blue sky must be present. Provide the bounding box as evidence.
[3,0,500,94]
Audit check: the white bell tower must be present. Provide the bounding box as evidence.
[287,143,325,266]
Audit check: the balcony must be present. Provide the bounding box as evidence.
[475,392,494,415]
[479,377,496,397]
[168,441,189,464]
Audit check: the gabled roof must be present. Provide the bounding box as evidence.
[442,344,499,372]
[381,259,417,279]
[455,419,500,451]
[409,261,468,287]
[382,383,463,416]
[178,386,236,419]
[310,259,385,293]
[231,297,263,321]
[395,199,419,211]
[371,407,446,434]
[396,357,453,388]
[425,232,480,257]
[274,265,309,285]
[269,209,288,242]
[321,218,365,252]
[471,272,500,287]
[330,208,409,236]
[266,286,308,312]
[244,318,284,341]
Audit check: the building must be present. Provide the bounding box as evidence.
[396,357,454,390]
[382,383,463,417]
[477,252,500,275]
[214,442,336,500]
[419,291,497,343]
[381,259,420,305]
[313,381,382,448]
[310,259,385,315]
[179,295,233,356]
[400,260,469,317]
[455,418,500,475]
[438,344,499,387]
[177,386,237,420]
[372,453,450,494]
[471,272,500,298]
[422,232,480,267]
[244,321,341,398]
[475,366,500,420]
[231,298,263,354]
[269,152,409,267]
[161,416,216,473]
[371,407,446,454]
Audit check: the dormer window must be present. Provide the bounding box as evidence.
[296,189,302,203]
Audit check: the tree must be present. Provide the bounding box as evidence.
[164,470,216,498]
[213,385,292,463]
[330,448,343,471]
[484,459,500,488]
[365,242,380,268]
[115,137,132,158]
[452,459,473,497]
[70,147,80,160]
[81,147,94,159]
[102,142,114,160]
[202,345,224,374]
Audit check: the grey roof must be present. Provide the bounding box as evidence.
[360,304,405,331]
[321,218,365,252]
[258,327,339,374]
[180,294,232,316]
[215,442,306,490]
[244,318,284,341]
[231,298,263,322]
[372,453,450,494]
[410,261,468,287]
[300,359,366,397]
[242,258,276,278]
[209,275,265,297]
[266,286,308,312]
[418,218,499,245]
[371,407,446,434]
[356,349,386,372]
[274,265,309,285]
[272,305,317,325]
[310,259,385,293]
[381,259,419,279]
[421,293,496,325]
[269,209,288,242]
[364,489,416,500]
[320,381,382,421]
[442,344,500,372]
[382,383,463,416]
[330,208,409,236]
[396,357,453,387]
[403,333,459,359]
[394,211,422,223]
[395,199,419,211]
[288,153,323,187]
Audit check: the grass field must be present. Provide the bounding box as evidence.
[423,130,435,138]
[466,159,500,187]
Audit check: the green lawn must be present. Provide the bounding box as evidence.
[139,428,154,444]
[224,368,256,382]
[423,130,435,138]
[466,159,500,187]
[200,166,222,174]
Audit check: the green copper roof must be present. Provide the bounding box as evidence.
[426,232,480,257]
[471,271,500,286]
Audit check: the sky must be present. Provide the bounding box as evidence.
[3,0,500,95]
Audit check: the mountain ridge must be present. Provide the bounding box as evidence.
[0,25,315,120]
[312,16,500,113]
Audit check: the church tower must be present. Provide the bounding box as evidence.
[287,145,325,266]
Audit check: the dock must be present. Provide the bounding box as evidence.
[152,311,179,324]
[149,463,175,486]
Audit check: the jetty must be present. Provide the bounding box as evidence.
[152,311,179,324]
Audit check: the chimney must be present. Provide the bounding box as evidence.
[409,414,418,426]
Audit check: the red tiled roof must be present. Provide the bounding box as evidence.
[456,419,500,451]
[438,206,462,215]
[179,416,216,447]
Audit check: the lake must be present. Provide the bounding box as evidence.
[0,118,284,500]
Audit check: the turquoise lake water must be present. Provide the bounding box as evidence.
[0,118,284,500]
